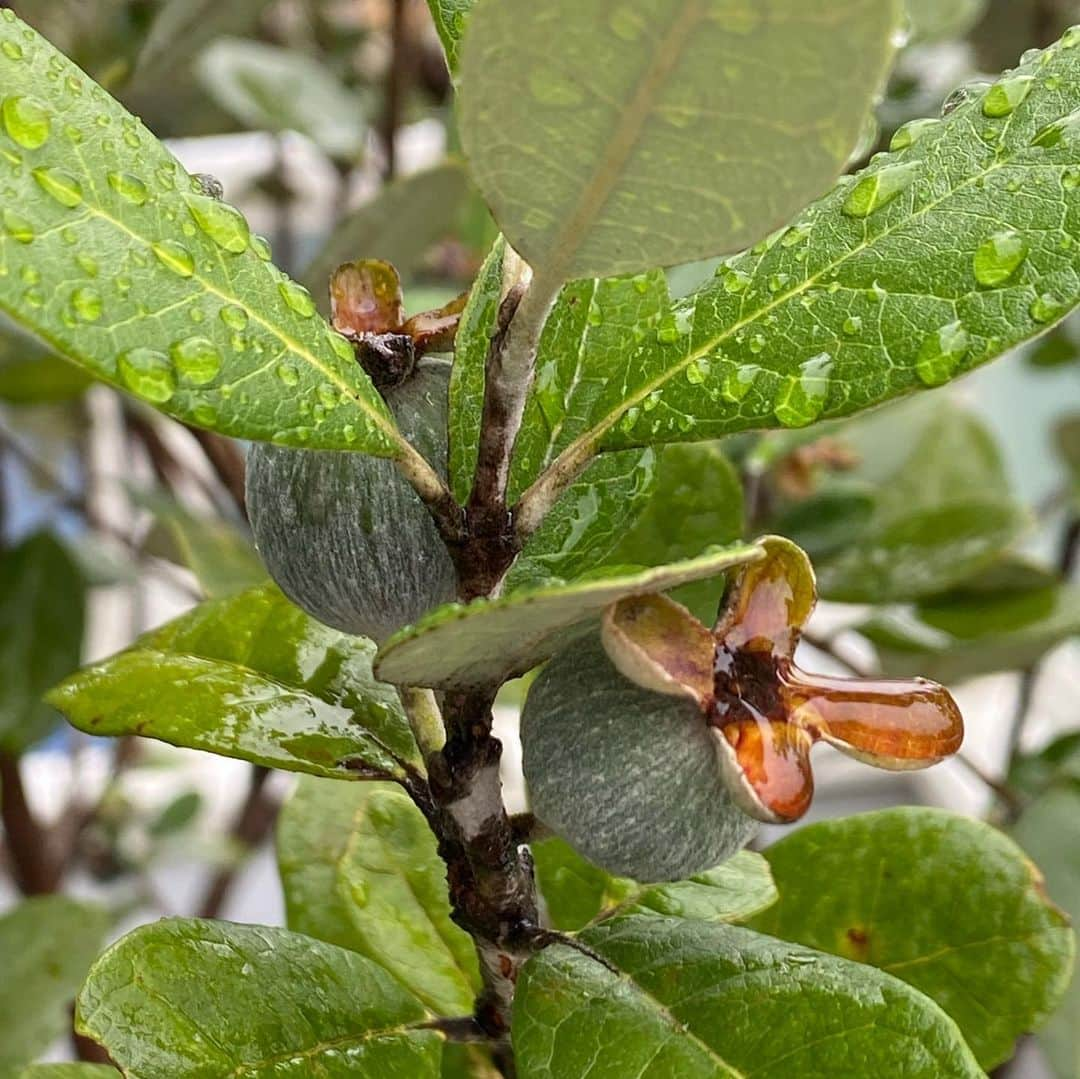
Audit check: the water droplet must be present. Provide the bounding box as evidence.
[843,316,863,336]
[973,229,1028,287]
[528,70,583,107]
[76,253,99,277]
[773,353,832,428]
[171,336,222,385]
[70,286,102,322]
[685,356,710,384]
[251,234,273,261]
[1064,166,1080,189]
[1,95,49,149]
[20,265,39,285]
[152,240,195,278]
[983,74,1035,117]
[278,279,316,318]
[327,330,355,363]
[22,286,43,307]
[276,362,300,387]
[2,40,23,60]
[2,208,33,243]
[1063,25,1080,48]
[1045,74,1063,91]
[117,347,176,403]
[722,268,750,293]
[317,383,339,410]
[1030,293,1064,323]
[749,334,766,354]
[192,402,219,426]
[768,273,790,293]
[184,193,250,253]
[721,364,757,403]
[107,170,148,205]
[32,166,82,208]
[842,162,919,218]
[781,225,809,248]
[915,321,969,386]
[219,305,248,330]
[940,82,989,117]
[1032,107,1080,148]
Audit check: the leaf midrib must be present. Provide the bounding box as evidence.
[58,131,401,454]
[538,0,708,285]
[529,123,1051,496]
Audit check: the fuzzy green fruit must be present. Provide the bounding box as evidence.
[522,634,756,882]
[247,360,457,643]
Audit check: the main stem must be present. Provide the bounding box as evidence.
[410,269,562,1060]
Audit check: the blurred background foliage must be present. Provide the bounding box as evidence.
[0,0,1078,1074]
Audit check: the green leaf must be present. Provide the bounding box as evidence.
[131,0,272,89]
[905,0,987,42]
[459,0,902,281]
[20,1067,119,1078]
[448,235,505,503]
[508,271,673,502]
[859,580,1080,682]
[533,838,776,933]
[75,919,443,1077]
[426,0,473,75]
[148,789,203,837]
[0,531,85,753]
[0,327,92,403]
[524,33,1080,482]
[374,541,762,689]
[277,776,480,1015]
[0,897,109,1078]
[303,163,469,308]
[801,400,1026,602]
[196,38,368,160]
[1010,732,1080,800]
[49,584,420,778]
[505,449,658,592]
[513,916,983,1078]
[0,14,401,456]
[1013,787,1080,1078]
[747,808,1075,1069]
[135,489,266,598]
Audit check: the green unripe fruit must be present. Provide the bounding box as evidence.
[247,360,457,643]
[522,633,756,883]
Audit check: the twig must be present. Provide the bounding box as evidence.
[186,427,247,519]
[380,0,409,180]
[0,751,61,895]
[196,766,279,919]
[399,687,445,762]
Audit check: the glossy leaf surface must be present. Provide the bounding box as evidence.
[277,777,480,1014]
[0,14,399,455]
[76,919,442,1077]
[749,808,1075,1068]
[514,916,982,1078]
[49,584,419,778]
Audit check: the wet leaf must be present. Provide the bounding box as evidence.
[277,777,480,1015]
[514,916,983,1078]
[748,808,1075,1069]
[459,0,902,280]
[49,584,420,778]
[374,541,763,689]
[0,532,85,753]
[505,450,658,592]
[0,14,400,456]
[0,897,109,1078]
[75,919,442,1077]
[522,32,1080,484]
[426,0,474,76]
[196,37,367,160]
[532,838,776,933]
